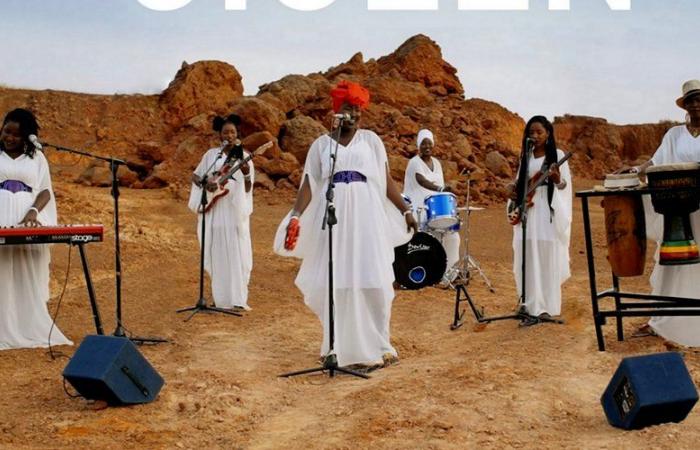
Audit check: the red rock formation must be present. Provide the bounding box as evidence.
[0,34,673,205]
[160,61,244,129]
[554,115,674,179]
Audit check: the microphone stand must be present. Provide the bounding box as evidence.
[454,141,537,326]
[178,148,242,321]
[280,119,368,379]
[44,143,166,344]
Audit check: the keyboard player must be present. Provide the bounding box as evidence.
[0,108,73,350]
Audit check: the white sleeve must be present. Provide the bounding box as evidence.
[188,151,211,213]
[36,152,58,226]
[650,129,674,166]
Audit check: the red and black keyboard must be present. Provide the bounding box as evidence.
[0,225,104,245]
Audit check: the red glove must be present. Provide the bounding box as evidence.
[285,217,300,250]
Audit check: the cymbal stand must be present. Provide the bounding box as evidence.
[450,171,499,330]
[445,172,495,291]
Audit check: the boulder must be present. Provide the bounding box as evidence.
[230,97,286,138]
[376,34,463,96]
[256,152,300,178]
[160,61,244,129]
[253,172,276,190]
[279,115,328,164]
[484,151,512,178]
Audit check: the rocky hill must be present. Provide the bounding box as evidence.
[0,34,674,204]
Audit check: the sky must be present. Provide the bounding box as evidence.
[2,0,698,124]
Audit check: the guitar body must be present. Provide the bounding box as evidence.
[197,141,274,214]
[199,185,231,213]
[505,152,572,225]
[506,172,541,225]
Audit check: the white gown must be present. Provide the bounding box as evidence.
[0,150,72,350]
[274,130,411,367]
[403,155,460,272]
[647,126,700,346]
[512,149,572,317]
[188,148,254,309]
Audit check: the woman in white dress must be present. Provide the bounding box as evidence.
[275,81,416,370]
[0,108,72,350]
[631,80,700,346]
[403,129,459,280]
[507,116,572,325]
[188,114,254,310]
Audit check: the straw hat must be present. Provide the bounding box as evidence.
[676,79,700,109]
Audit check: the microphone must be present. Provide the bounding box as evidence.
[333,113,352,121]
[224,139,243,164]
[28,134,43,151]
[226,142,273,177]
[525,137,536,151]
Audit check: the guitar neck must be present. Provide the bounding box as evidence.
[527,152,572,193]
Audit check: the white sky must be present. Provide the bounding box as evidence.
[2,0,698,124]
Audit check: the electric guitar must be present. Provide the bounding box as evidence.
[506,151,572,225]
[199,141,273,213]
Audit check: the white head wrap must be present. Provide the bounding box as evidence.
[416,129,434,149]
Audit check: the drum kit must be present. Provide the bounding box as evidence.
[393,188,494,292]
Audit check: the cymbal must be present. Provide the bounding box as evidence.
[457,206,484,211]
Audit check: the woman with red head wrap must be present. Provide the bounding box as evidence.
[330,80,370,113]
[275,81,417,371]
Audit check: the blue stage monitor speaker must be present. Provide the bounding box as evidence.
[63,335,164,405]
[601,352,698,430]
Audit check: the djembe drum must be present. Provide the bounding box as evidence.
[603,173,646,276]
[646,163,700,265]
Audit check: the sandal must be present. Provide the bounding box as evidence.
[382,353,399,367]
[519,315,540,327]
[631,324,657,338]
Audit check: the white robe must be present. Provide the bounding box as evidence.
[403,155,460,272]
[274,130,411,367]
[512,149,572,317]
[188,148,254,309]
[647,125,700,346]
[0,150,72,350]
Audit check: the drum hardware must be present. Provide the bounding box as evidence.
[449,171,507,330]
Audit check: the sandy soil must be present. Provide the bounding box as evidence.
[1,179,699,450]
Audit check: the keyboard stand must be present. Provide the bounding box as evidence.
[74,242,104,335]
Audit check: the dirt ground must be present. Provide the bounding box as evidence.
[1,178,699,450]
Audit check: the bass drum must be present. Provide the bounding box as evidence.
[393,232,447,290]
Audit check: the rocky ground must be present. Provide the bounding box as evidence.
[1,178,699,450]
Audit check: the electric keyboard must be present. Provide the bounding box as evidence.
[0,225,104,245]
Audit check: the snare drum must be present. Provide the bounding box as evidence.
[424,193,458,230]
